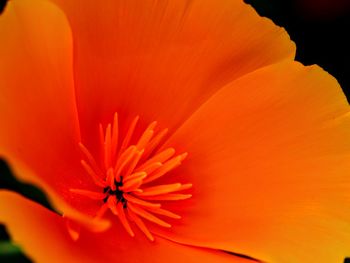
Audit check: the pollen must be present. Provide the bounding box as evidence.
[70,113,191,241]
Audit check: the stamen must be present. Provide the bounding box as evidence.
[141,194,192,201]
[137,162,162,175]
[136,183,183,196]
[104,124,112,169]
[80,160,107,187]
[95,202,109,218]
[128,209,154,241]
[145,207,181,219]
[123,149,144,178]
[127,203,171,228]
[142,153,187,184]
[119,116,139,156]
[123,193,161,208]
[115,146,137,180]
[116,203,135,237]
[107,195,118,215]
[137,148,175,170]
[177,183,193,191]
[111,112,119,161]
[70,113,191,240]
[141,128,168,162]
[123,171,148,184]
[136,121,157,150]
[106,168,116,190]
[78,143,103,177]
[119,172,147,192]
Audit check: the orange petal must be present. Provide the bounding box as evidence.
[0,0,87,204]
[49,0,295,155]
[0,0,110,230]
[0,190,253,263]
[155,61,350,262]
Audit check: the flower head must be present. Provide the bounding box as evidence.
[0,0,350,263]
[70,113,191,241]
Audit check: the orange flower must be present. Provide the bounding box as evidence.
[0,0,350,262]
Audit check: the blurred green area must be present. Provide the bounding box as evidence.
[0,0,350,262]
[0,159,54,263]
[0,238,32,263]
[0,223,29,262]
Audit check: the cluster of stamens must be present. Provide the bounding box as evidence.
[69,113,191,241]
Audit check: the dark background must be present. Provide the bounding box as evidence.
[0,0,350,262]
[245,0,350,100]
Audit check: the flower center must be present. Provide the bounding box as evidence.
[70,113,191,241]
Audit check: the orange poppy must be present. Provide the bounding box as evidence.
[1,0,350,262]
